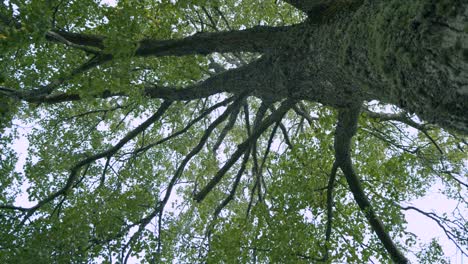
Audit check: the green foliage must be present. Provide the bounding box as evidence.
[416,239,450,264]
[0,1,466,263]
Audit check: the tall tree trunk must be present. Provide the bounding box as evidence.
[277,0,468,133]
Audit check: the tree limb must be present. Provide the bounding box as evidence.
[48,24,292,57]
[293,104,318,126]
[322,161,338,261]
[194,99,295,203]
[1,57,266,105]
[334,104,408,264]
[399,205,467,257]
[282,0,330,13]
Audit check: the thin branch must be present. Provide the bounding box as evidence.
[251,103,269,200]
[363,109,427,131]
[399,205,468,257]
[45,31,102,54]
[322,161,338,261]
[99,156,111,188]
[194,99,295,202]
[0,55,110,102]
[279,122,293,149]
[132,96,235,156]
[120,97,249,258]
[293,104,318,126]
[1,101,172,223]
[212,100,242,152]
[212,149,250,221]
[364,108,445,155]
[259,121,280,176]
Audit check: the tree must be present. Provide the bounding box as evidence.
[0,0,466,263]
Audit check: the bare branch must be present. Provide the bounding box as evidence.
[279,122,293,149]
[293,104,318,126]
[119,97,250,257]
[45,31,102,54]
[259,121,280,173]
[0,55,110,102]
[132,96,236,156]
[363,109,427,131]
[194,99,295,203]
[322,161,338,261]
[399,205,468,257]
[213,149,250,220]
[212,100,243,152]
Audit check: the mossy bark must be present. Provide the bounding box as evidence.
[260,0,468,133]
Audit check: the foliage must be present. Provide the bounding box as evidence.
[0,0,466,263]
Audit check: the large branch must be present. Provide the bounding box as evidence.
[283,0,363,19]
[145,58,268,100]
[48,25,292,57]
[333,104,408,264]
[1,58,269,105]
[282,0,330,13]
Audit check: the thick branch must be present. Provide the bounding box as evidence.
[282,0,330,13]
[145,58,272,101]
[49,25,292,57]
[2,58,266,105]
[334,104,408,264]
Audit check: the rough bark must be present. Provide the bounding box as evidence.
[266,0,468,133]
[6,1,468,135]
[283,0,333,14]
[48,24,292,57]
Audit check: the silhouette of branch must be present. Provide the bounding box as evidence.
[334,104,408,264]
[194,99,295,203]
[0,101,172,226]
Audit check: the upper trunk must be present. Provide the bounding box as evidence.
[262,0,468,133]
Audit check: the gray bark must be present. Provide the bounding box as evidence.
[261,0,468,134]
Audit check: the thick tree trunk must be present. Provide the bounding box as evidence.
[264,0,468,133]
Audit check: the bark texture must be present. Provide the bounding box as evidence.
[5,1,467,135]
[264,0,468,133]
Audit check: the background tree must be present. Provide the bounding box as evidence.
[0,0,467,263]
